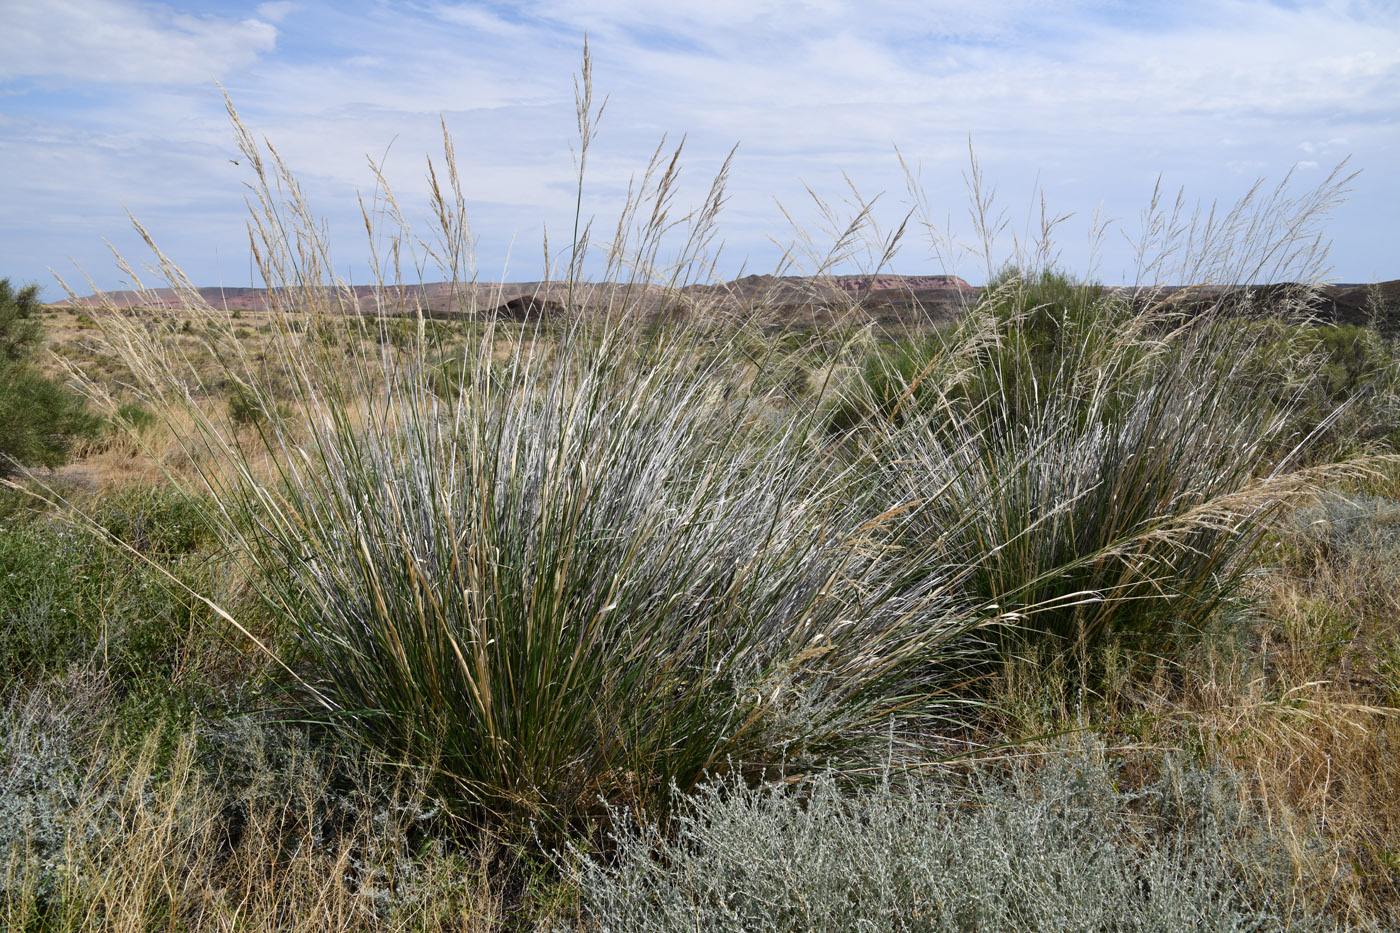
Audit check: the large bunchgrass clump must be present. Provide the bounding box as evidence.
[237,318,979,830]
[67,82,995,833]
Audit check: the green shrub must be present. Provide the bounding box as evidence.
[0,279,43,362]
[0,366,101,474]
[954,267,1115,425]
[826,332,947,433]
[0,497,216,690]
[0,279,100,476]
[226,383,289,427]
[94,485,211,557]
[1246,321,1400,458]
[566,748,1318,932]
[832,269,1117,434]
[112,401,158,435]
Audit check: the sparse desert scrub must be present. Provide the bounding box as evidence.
[0,492,205,690]
[1235,485,1400,922]
[972,477,1400,927]
[1,680,510,932]
[1235,319,1400,460]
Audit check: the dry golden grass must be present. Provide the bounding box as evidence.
[2,697,523,933]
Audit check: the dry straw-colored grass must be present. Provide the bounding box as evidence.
[2,678,512,932]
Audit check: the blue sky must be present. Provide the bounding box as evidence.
[2,0,1396,297]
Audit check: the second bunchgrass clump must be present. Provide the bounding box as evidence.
[847,267,1369,662]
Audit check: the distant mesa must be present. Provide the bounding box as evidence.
[714,273,973,298]
[832,275,975,293]
[54,275,979,319]
[50,276,1398,331]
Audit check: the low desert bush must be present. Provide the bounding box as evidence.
[564,746,1324,932]
[112,401,158,435]
[1244,321,1400,459]
[226,381,280,427]
[93,483,212,557]
[830,268,1112,433]
[0,493,227,699]
[1280,491,1400,689]
[0,366,103,472]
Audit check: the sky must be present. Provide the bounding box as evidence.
[2,0,1397,298]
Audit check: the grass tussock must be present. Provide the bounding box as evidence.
[60,87,1003,834]
[846,265,1386,658]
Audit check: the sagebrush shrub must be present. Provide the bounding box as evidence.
[1,703,465,930]
[565,747,1323,932]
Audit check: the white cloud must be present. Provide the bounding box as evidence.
[431,4,530,38]
[1300,137,1354,155]
[256,2,296,24]
[1,0,278,84]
